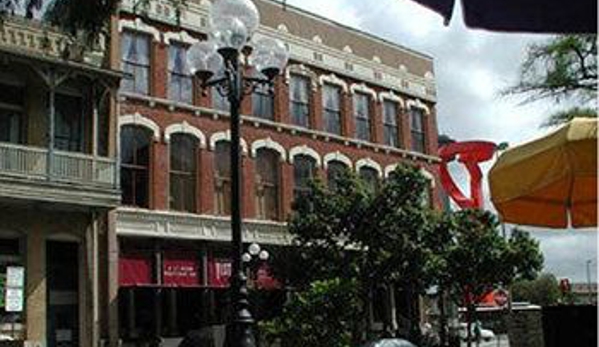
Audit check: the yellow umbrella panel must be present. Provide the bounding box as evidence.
[489,118,597,228]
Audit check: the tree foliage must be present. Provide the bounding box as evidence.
[503,34,597,127]
[263,164,436,346]
[512,273,561,306]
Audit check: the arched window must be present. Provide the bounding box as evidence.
[359,167,379,193]
[327,160,349,190]
[121,125,151,207]
[170,134,198,212]
[383,100,401,148]
[252,84,274,120]
[255,148,280,220]
[410,107,427,153]
[214,141,231,215]
[354,92,372,141]
[121,31,150,95]
[168,43,193,103]
[293,155,316,201]
[289,75,311,127]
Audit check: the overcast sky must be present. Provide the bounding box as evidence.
[284,0,597,283]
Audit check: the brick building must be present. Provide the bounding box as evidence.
[112,0,441,345]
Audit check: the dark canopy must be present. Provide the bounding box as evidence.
[410,0,597,33]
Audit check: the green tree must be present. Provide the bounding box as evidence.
[436,210,543,347]
[512,273,561,306]
[503,34,597,127]
[263,164,436,346]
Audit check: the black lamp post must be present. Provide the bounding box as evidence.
[187,1,288,346]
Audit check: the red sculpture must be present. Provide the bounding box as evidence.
[438,141,497,209]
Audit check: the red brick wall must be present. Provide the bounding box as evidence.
[117,28,442,219]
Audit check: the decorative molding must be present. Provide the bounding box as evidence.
[285,64,319,91]
[350,82,377,98]
[163,30,200,45]
[208,131,249,155]
[323,151,352,169]
[164,121,206,148]
[343,45,353,54]
[288,145,322,167]
[384,163,398,178]
[406,99,431,115]
[118,18,161,42]
[373,55,382,63]
[277,24,289,33]
[312,35,323,44]
[116,208,291,245]
[420,168,436,187]
[251,138,287,161]
[356,158,383,177]
[120,113,161,141]
[319,73,348,93]
[424,71,435,80]
[378,90,406,107]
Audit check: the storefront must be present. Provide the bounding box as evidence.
[118,238,283,346]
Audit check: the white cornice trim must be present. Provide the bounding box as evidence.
[164,121,206,148]
[323,151,352,169]
[350,82,377,98]
[356,158,383,177]
[420,168,436,187]
[288,145,322,168]
[285,64,319,91]
[407,99,431,115]
[163,30,200,45]
[319,73,348,93]
[379,90,405,107]
[120,113,161,141]
[209,130,249,155]
[251,138,287,161]
[384,164,398,178]
[118,18,161,42]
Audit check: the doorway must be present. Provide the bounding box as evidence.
[46,241,79,347]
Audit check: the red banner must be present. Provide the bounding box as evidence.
[162,252,200,287]
[119,253,153,287]
[208,258,232,288]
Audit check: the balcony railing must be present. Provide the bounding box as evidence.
[0,142,117,189]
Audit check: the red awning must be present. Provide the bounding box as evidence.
[119,253,153,287]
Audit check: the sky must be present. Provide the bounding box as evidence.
[284,0,597,283]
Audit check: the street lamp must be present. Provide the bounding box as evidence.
[187,1,288,346]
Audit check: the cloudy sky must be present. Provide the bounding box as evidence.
[284,0,597,283]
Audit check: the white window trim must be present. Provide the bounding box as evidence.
[251,138,287,161]
[384,164,436,187]
[118,18,161,42]
[356,158,383,177]
[406,99,431,115]
[209,130,249,155]
[164,121,207,148]
[319,73,348,93]
[379,91,406,108]
[285,64,318,91]
[120,113,160,141]
[164,30,199,45]
[350,83,377,99]
[323,151,352,169]
[289,145,322,168]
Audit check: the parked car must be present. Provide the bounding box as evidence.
[458,322,495,342]
[362,338,418,347]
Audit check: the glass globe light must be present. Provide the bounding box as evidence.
[258,250,269,261]
[211,17,249,55]
[248,243,261,256]
[251,37,289,80]
[187,41,218,82]
[242,253,252,263]
[210,0,260,38]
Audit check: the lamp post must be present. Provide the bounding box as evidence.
[187,1,288,346]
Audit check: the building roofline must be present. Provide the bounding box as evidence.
[258,0,434,62]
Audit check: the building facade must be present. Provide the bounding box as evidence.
[114,0,441,346]
[0,4,120,347]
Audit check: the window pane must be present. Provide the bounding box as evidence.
[54,93,84,152]
[120,126,151,207]
[170,134,197,212]
[290,76,310,127]
[252,84,274,120]
[215,141,231,215]
[256,149,280,220]
[293,155,315,202]
[168,44,193,103]
[354,93,370,141]
[212,89,230,112]
[410,108,426,153]
[0,110,21,143]
[327,161,348,190]
[383,101,399,147]
[121,32,150,95]
[359,167,379,193]
[323,84,342,135]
